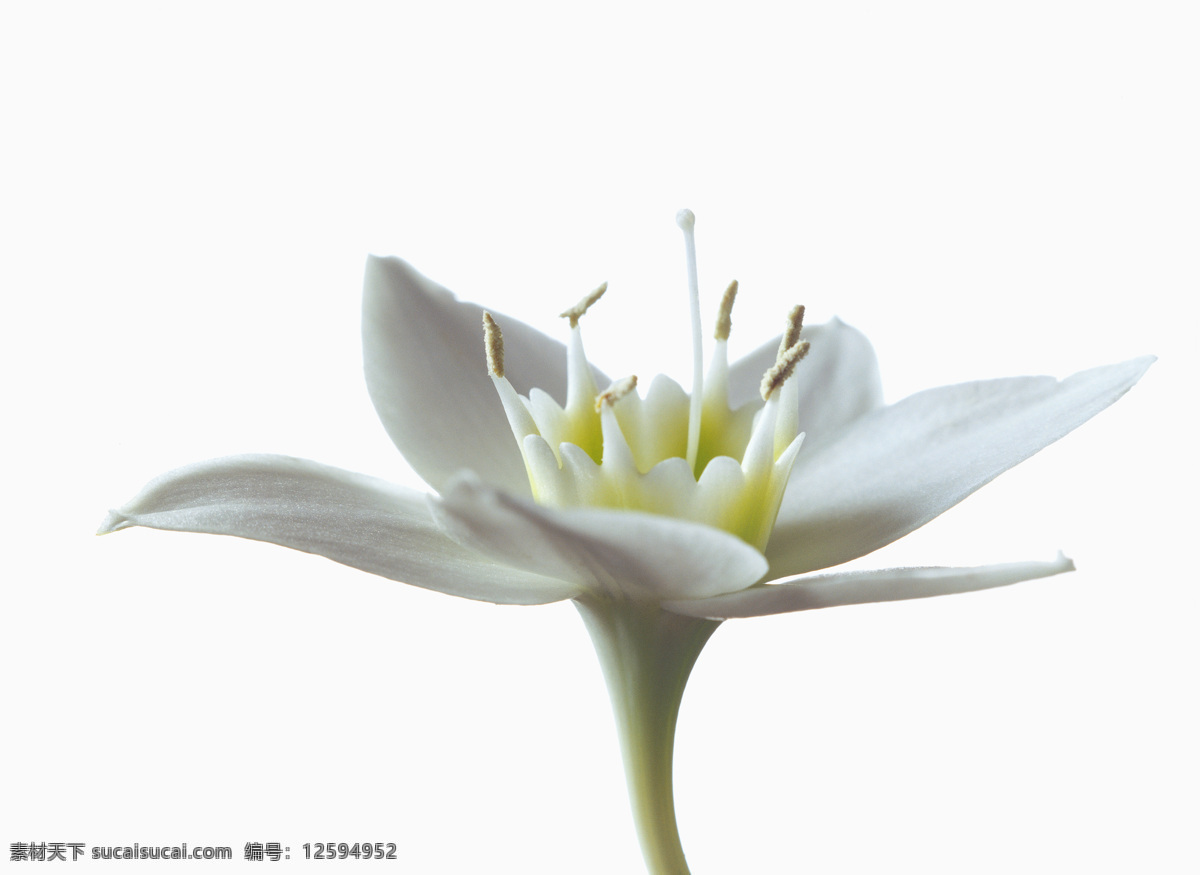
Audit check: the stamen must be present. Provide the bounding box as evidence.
[595,375,638,412]
[777,304,805,358]
[485,313,542,456]
[483,312,504,378]
[714,280,738,341]
[560,282,608,328]
[769,304,807,445]
[760,340,810,400]
[676,209,703,472]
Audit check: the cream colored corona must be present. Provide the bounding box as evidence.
[484,213,809,552]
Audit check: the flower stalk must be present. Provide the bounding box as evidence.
[575,596,721,875]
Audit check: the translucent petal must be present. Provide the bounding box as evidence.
[98,454,582,605]
[728,318,884,440]
[767,357,1155,577]
[663,554,1075,618]
[429,473,769,602]
[362,256,606,496]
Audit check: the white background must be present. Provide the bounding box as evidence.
[3,2,1196,872]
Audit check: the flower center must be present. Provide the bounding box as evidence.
[484,212,809,552]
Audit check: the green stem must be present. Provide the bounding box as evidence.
[574,597,721,875]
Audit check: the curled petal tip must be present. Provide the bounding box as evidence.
[96,510,129,535]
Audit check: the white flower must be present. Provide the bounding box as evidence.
[100,212,1152,874]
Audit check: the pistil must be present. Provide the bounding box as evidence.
[676,209,704,474]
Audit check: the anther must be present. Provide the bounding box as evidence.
[595,375,638,412]
[760,340,810,400]
[714,280,738,341]
[483,312,504,378]
[777,304,805,358]
[560,282,608,328]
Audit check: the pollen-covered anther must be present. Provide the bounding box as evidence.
[483,312,504,378]
[714,280,738,341]
[560,282,608,328]
[760,340,810,400]
[777,304,805,357]
[595,375,638,412]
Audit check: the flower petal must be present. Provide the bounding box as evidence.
[728,318,884,438]
[362,257,606,497]
[98,455,583,605]
[663,553,1075,618]
[429,473,769,602]
[767,356,1155,577]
